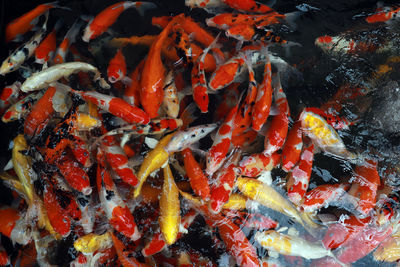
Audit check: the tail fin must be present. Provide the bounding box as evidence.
[126,1,157,17]
[180,102,198,130]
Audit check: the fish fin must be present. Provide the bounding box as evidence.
[121,76,132,86]
[80,15,93,23]
[180,102,198,130]
[133,2,158,17]
[284,11,302,30]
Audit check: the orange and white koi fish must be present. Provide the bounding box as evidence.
[107,49,127,83]
[162,71,179,118]
[281,120,303,172]
[0,13,48,75]
[205,106,237,176]
[206,13,285,31]
[251,60,272,131]
[0,207,31,245]
[123,59,144,106]
[263,112,289,155]
[315,35,377,56]
[238,152,280,177]
[69,88,150,125]
[159,164,180,245]
[5,2,61,43]
[53,19,85,64]
[255,230,335,259]
[0,81,21,110]
[35,20,63,65]
[142,210,198,256]
[302,183,350,213]
[209,149,241,213]
[185,0,274,14]
[191,35,219,113]
[68,134,92,168]
[347,159,380,216]
[182,148,211,201]
[322,215,371,249]
[82,1,156,42]
[299,109,356,160]
[209,55,246,90]
[110,232,146,266]
[97,150,140,241]
[21,62,109,92]
[226,24,287,44]
[366,5,400,24]
[140,18,176,118]
[287,142,314,205]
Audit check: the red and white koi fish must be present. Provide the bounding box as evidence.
[251,60,272,131]
[110,232,145,266]
[365,5,400,24]
[287,142,315,205]
[205,105,237,176]
[347,159,380,216]
[274,74,290,116]
[142,210,198,256]
[107,49,127,83]
[182,148,211,201]
[0,13,48,75]
[69,88,150,125]
[68,134,91,168]
[281,120,303,172]
[0,81,21,110]
[302,183,350,213]
[123,59,144,106]
[191,35,219,113]
[322,215,371,249]
[75,193,94,234]
[5,1,61,43]
[315,35,377,56]
[238,152,280,177]
[82,1,156,42]
[0,207,31,245]
[97,150,140,241]
[185,0,274,14]
[35,20,63,65]
[255,230,335,260]
[21,62,110,92]
[43,183,71,237]
[299,109,356,160]
[263,112,289,155]
[209,148,241,213]
[101,127,139,187]
[162,71,180,118]
[53,19,84,64]
[376,192,400,226]
[140,17,176,118]
[335,223,393,264]
[56,153,92,195]
[209,55,246,90]
[304,107,352,131]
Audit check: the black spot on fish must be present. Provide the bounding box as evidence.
[105,190,114,200]
[22,48,29,57]
[77,196,89,207]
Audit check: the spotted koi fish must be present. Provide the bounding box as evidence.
[107,49,127,83]
[301,183,350,213]
[366,5,400,24]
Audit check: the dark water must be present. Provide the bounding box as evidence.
[1,0,400,266]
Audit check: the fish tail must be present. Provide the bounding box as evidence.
[180,102,198,130]
[131,1,158,17]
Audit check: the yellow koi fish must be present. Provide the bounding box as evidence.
[73,232,113,255]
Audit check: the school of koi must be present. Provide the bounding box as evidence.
[1,0,400,266]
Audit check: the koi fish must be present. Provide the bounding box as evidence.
[315,35,378,56]
[182,148,211,201]
[5,1,61,43]
[287,142,314,205]
[53,19,85,64]
[74,232,113,255]
[0,81,21,110]
[107,49,127,83]
[263,112,289,155]
[373,233,400,262]
[21,62,110,92]
[206,13,285,30]
[302,183,350,213]
[185,0,274,14]
[226,24,287,44]
[222,193,247,210]
[299,109,356,160]
[97,150,140,241]
[35,20,63,65]
[251,60,272,131]
[162,71,180,118]
[159,164,181,245]
[347,159,380,216]
[238,152,280,177]
[209,55,246,90]
[82,1,156,42]
[123,59,144,106]
[0,207,31,245]
[0,13,48,75]
[110,232,146,266]
[281,120,303,172]
[365,5,400,24]
[255,230,335,259]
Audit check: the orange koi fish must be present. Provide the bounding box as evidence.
[68,134,91,168]
[162,71,180,118]
[209,55,246,90]
[302,183,350,213]
[206,106,237,176]
[226,24,287,44]
[281,120,303,172]
[206,13,284,30]
[348,159,380,216]
[209,149,241,213]
[251,60,272,131]
[185,0,274,14]
[366,5,400,24]
[287,142,314,205]
[0,207,31,245]
[123,59,144,106]
[5,1,60,43]
[182,148,211,201]
[35,20,63,65]
[56,153,91,195]
[53,19,84,64]
[110,232,147,266]
[82,1,156,42]
[263,112,289,155]
[107,49,127,83]
[97,150,140,241]
[140,18,177,118]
